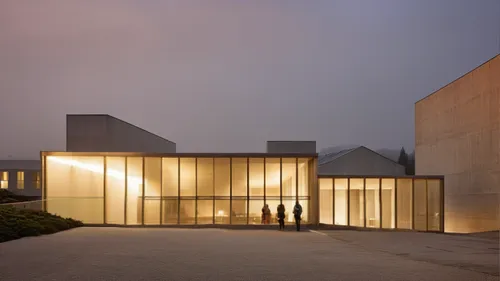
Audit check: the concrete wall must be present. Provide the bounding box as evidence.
[0,160,41,197]
[266,141,316,154]
[415,55,500,233]
[318,147,406,176]
[66,115,176,153]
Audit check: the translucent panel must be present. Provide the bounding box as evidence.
[427,179,442,231]
[215,200,230,224]
[232,158,247,197]
[231,200,247,224]
[349,178,364,227]
[282,158,297,197]
[381,178,396,229]
[179,200,195,224]
[266,199,280,224]
[144,157,161,225]
[126,157,143,225]
[105,157,125,224]
[17,171,24,189]
[46,156,104,224]
[162,199,178,224]
[214,158,230,196]
[299,200,309,223]
[283,200,297,224]
[180,158,196,196]
[334,178,348,225]
[319,178,333,224]
[249,200,264,224]
[414,179,427,231]
[397,178,413,229]
[197,200,214,224]
[249,158,264,196]
[365,178,380,228]
[197,158,213,196]
[162,158,178,196]
[265,158,280,197]
[298,158,310,196]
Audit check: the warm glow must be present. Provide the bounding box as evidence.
[47,156,141,186]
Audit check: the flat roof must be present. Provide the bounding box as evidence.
[42,151,318,158]
[318,174,444,180]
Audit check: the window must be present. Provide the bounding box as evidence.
[17,171,24,189]
[0,171,8,189]
[33,172,41,189]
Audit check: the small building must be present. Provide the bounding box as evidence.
[318,146,406,176]
[415,54,499,233]
[37,114,444,232]
[0,160,41,197]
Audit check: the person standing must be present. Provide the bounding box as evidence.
[293,201,303,231]
[261,204,271,224]
[277,204,286,230]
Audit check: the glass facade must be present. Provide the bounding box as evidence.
[319,176,444,232]
[44,154,315,226]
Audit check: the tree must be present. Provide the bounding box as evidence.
[397,147,408,168]
[406,152,415,175]
[397,147,415,175]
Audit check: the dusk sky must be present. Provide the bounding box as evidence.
[1,0,499,159]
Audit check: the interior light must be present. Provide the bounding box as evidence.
[47,156,142,186]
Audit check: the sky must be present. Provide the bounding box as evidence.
[1,0,499,159]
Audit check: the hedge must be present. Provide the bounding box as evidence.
[0,205,83,243]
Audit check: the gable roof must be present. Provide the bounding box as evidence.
[318,146,402,167]
[318,147,357,165]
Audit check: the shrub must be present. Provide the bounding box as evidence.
[0,205,83,243]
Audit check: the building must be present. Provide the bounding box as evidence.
[37,114,444,232]
[415,54,499,233]
[67,114,176,153]
[318,146,406,176]
[0,160,41,197]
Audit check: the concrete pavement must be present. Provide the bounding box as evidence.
[0,227,498,281]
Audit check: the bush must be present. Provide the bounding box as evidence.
[0,205,83,243]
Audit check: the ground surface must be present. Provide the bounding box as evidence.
[0,227,498,281]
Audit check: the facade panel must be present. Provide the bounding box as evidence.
[415,55,500,233]
[319,175,444,232]
[43,153,316,226]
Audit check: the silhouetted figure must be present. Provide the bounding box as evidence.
[261,204,271,224]
[277,204,286,230]
[293,201,303,231]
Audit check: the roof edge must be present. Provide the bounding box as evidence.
[415,53,500,104]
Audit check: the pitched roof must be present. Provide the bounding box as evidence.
[318,147,358,165]
[318,146,402,167]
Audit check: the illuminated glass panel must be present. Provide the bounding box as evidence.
[144,157,161,225]
[249,158,264,196]
[105,157,125,224]
[197,158,214,196]
[334,178,348,225]
[397,178,413,229]
[319,178,333,224]
[381,178,396,229]
[365,178,380,228]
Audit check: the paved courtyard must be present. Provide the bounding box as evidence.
[0,227,498,281]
